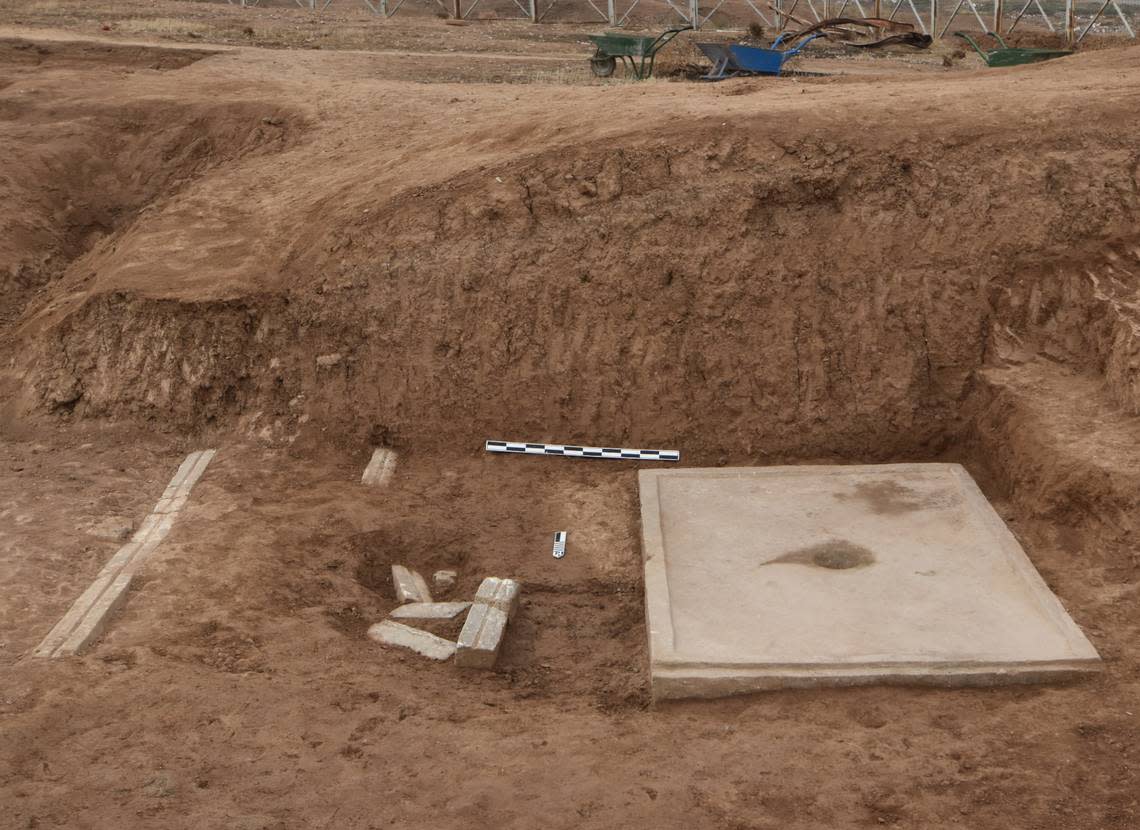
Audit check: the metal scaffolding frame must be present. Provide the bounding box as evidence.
[220,0,1137,41]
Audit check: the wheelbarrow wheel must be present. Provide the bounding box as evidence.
[590,55,616,77]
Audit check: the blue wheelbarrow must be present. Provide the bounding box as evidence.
[696,33,822,80]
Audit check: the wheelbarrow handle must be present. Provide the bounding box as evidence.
[779,32,823,56]
[985,30,1010,48]
[649,24,694,52]
[953,30,992,56]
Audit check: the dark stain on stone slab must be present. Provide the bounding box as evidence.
[763,540,876,571]
[836,479,932,515]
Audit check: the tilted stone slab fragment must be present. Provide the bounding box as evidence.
[390,602,471,620]
[391,565,432,604]
[361,448,397,487]
[368,620,455,661]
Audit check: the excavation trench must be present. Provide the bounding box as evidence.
[6,35,1140,830]
[2,43,1139,559]
[14,230,1140,582]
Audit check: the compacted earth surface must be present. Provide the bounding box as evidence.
[1,6,1139,828]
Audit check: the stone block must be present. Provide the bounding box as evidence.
[368,620,455,661]
[361,448,397,487]
[455,577,521,669]
[432,569,457,592]
[391,565,432,604]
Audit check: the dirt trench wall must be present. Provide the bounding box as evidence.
[17,119,1140,459]
[988,238,1140,416]
[27,293,289,425]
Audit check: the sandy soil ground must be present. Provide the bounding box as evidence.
[1,9,1139,830]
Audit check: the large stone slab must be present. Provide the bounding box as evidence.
[639,464,1101,700]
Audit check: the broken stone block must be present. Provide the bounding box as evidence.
[367,620,455,661]
[454,577,521,669]
[391,565,432,604]
[390,601,471,620]
[432,569,457,592]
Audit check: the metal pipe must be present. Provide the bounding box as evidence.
[1111,0,1136,37]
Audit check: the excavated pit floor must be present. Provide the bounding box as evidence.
[639,464,1101,699]
[2,23,1139,829]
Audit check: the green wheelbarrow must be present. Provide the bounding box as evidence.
[954,31,1072,67]
[587,25,692,80]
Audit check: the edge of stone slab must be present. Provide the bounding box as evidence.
[637,469,675,669]
[651,658,1104,700]
[946,464,1101,662]
[390,601,471,620]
